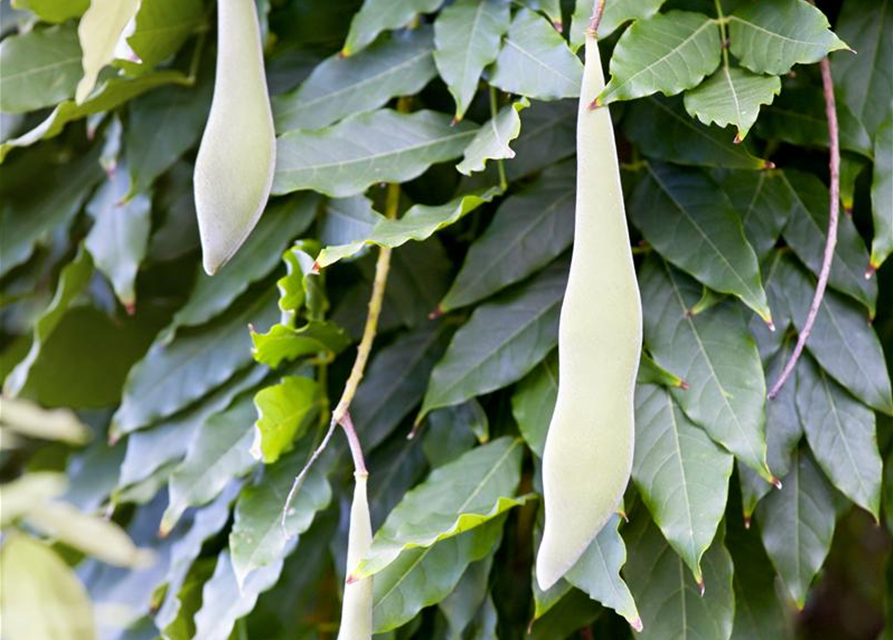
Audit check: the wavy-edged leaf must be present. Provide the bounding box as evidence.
[442,163,575,310]
[316,188,500,267]
[719,170,793,262]
[598,11,721,105]
[250,376,320,464]
[0,24,81,113]
[633,383,734,584]
[683,66,781,142]
[565,515,641,630]
[250,320,350,369]
[434,0,510,121]
[570,0,668,49]
[418,258,567,421]
[230,447,332,587]
[74,0,141,103]
[796,355,882,518]
[728,0,848,76]
[756,448,841,608]
[630,163,771,322]
[274,27,437,133]
[273,109,477,197]
[624,96,769,169]
[163,195,318,342]
[640,257,771,481]
[488,8,583,101]
[342,0,444,56]
[353,437,525,579]
[112,289,278,437]
[625,514,735,640]
[870,114,893,271]
[457,98,528,175]
[779,170,876,313]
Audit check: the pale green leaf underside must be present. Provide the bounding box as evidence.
[457,98,528,175]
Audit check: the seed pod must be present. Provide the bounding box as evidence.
[338,472,373,640]
[535,31,642,591]
[193,0,275,275]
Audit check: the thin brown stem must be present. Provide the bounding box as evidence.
[587,0,606,34]
[767,56,840,400]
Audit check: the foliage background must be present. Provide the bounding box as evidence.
[0,0,891,639]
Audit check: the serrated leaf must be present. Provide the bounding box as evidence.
[633,383,734,584]
[250,320,350,368]
[75,0,142,103]
[598,11,721,105]
[434,0,509,121]
[122,0,204,74]
[250,376,320,464]
[870,114,893,271]
[373,516,506,633]
[457,98,528,175]
[442,163,575,310]
[640,257,772,481]
[756,448,840,608]
[112,289,279,437]
[625,515,735,640]
[84,164,151,309]
[419,258,567,421]
[274,27,437,132]
[12,0,89,23]
[4,248,93,397]
[630,163,771,322]
[565,515,641,629]
[796,354,882,518]
[719,170,793,262]
[273,109,477,198]
[624,95,769,169]
[230,447,332,587]
[488,8,583,101]
[163,195,318,342]
[570,0,668,48]
[343,0,445,56]
[353,437,525,579]
[728,0,848,76]
[683,66,780,141]
[0,24,81,113]
[316,188,500,267]
[779,169,877,313]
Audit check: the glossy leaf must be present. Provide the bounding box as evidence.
[0,24,81,113]
[250,320,350,368]
[457,98,528,175]
[250,375,320,464]
[343,0,445,56]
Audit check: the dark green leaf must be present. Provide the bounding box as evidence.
[511,350,558,458]
[439,554,495,640]
[570,0,669,48]
[505,99,576,181]
[124,0,204,73]
[718,169,793,262]
[870,114,893,272]
[342,0,445,56]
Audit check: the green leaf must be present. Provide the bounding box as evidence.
[776,252,892,414]
[250,376,320,464]
[728,0,848,76]
[353,437,525,578]
[423,401,488,467]
[274,27,437,133]
[163,195,318,342]
[0,535,96,640]
[624,96,769,169]
[565,515,641,629]
[0,471,67,526]
[457,98,528,175]
[870,113,893,272]
[250,320,350,368]
[629,163,771,322]
[439,554,495,640]
[75,0,142,103]
[161,393,259,533]
[373,516,506,633]
[640,257,772,482]
[505,99,576,181]
[796,355,882,518]
[321,195,379,246]
[12,0,89,23]
[4,248,94,397]
[633,383,734,584]
[683,66,781,142]
[0,148,103,277]
[112,289,279,437]
[343,0,445,56]
[528,589,601,639]
[0,24,82,113]
[123,0,204,73]
[756,448,840,608]
[442,163,574,311]
[625,515,735,640]
[779,170,877,313]
[418,258,567,421]
[512,350,558,458]
[433,0,510,121]
[570,0,668,48]
[316,188,500,268]
[273,109,477,197]
[230,447,332,587]
[84,164,152,309]
[718,170,793,262]
[598,11,721,105]
[488,8,583,101]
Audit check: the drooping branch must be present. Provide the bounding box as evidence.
[767,57,840,400]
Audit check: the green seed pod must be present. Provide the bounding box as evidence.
[193,0,275,275]
[338,472,373,640]
[536,31,642,591]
